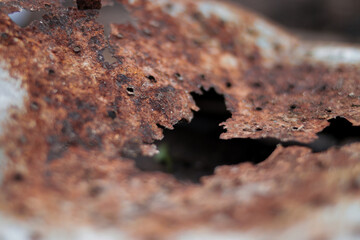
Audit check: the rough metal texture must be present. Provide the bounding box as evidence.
[0,0,359,239]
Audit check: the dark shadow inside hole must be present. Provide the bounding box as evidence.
[278,117,360,152]
[135,89,277,183]
[147,75,157,83]
[135,89,360,183]
[12,172,24,182]
[307,117,360,152]
[76,0,101,10]
[126,87,134,95]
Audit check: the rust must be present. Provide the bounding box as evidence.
[0,0,359,239]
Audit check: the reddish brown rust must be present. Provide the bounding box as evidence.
[0,0,359,239]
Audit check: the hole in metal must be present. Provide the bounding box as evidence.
[12,172,24,182]
[97,1,134,37]
[135,89,277,183]
[73,46,81,53]
[146,75,157,83]
[102,47,117,64]
[76,0,101,10]
[126,87,135,95]
[135,93,360,183]
[8,9,46,28]
[308,117,360,152]
[107,110,116,119]
[174,72,183,81]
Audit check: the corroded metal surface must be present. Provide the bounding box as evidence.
[0,0,359,239]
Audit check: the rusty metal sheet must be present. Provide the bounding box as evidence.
[0,0,359,239]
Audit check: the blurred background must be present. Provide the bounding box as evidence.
[9,0,360,43]
[231,0,360,43]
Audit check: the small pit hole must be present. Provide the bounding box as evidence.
[30,101,39,111]
[147,75,157,83]
[290,104,297,110]
[107,110,116,119]
[288,84,295,90]
[1,33,9,40]
[167,34,176,42]
[73,46,81,54]
[174,73,183,81]
[76,0,101,10]
[89,185,103,197]
[252,82,262,88]
[115,33,124,39]
[126,87,135,95]
[48,69,55,75]
[12,172,24,182]
[142,28,152,36]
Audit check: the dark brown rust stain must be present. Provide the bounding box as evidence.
[0,0,359,238]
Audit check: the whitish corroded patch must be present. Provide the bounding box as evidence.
[303,44,360,65]
[174,200,360,240]
[0,62,26,129]
[0,62,26,184]
[0,213,129,240]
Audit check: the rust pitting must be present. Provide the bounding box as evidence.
[0,0,359,239]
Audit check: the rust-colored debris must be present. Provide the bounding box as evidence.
[0,0,359,239]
